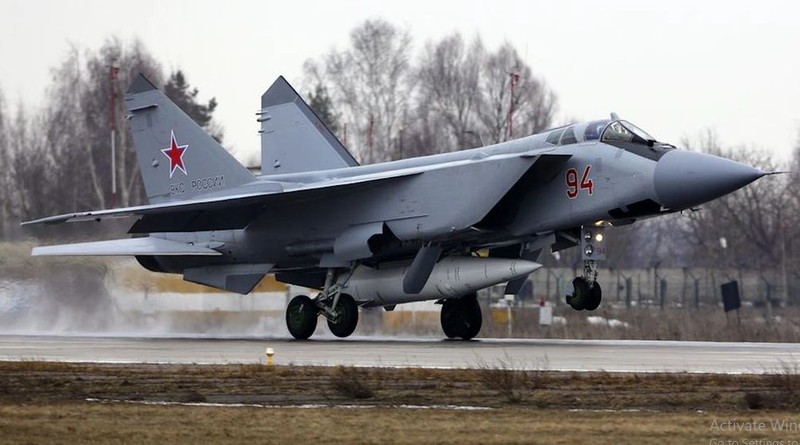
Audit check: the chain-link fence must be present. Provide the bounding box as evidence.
[494,267,799,310]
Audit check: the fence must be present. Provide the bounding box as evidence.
[485,267,800,310]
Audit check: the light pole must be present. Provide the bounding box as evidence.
[398,124,404,159]
[507,70,520,140]
[109,61,120,208]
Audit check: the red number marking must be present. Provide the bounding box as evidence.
[580,165,594,195]
[565,165,594,199]
[565,168,579,198]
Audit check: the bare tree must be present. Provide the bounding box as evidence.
[10,105,61,221]
[79,38,163,209]
[0,89,11,239]
[10,37,222,223]
[30,39,163,214]
[306,19,413,163]
[477,42,556,144]
[417,33,484,151]
[304,23,558,160]
[400,98,450,158]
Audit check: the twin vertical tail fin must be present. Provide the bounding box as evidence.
[125,75,255,204]
[259,77,359,175]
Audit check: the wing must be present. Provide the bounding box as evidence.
[22,169,421,232]
[23,151,571,235]
[31,237,222,256]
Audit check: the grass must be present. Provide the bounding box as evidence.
[476,354,549,403]
[0,404,796,445]
[0,361,798,410]
[1,361,800,443]
[330,366,375,399]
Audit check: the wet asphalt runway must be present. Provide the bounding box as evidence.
[1,334,798,373]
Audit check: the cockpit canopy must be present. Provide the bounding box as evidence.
[543,118,673,160]
[601,120,656,145]
[546,119,658,146]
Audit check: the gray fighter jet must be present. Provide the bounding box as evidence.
[25,74,767,340]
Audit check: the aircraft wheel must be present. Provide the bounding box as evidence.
[567,277,590,311]
[286,295,318,340]
[327,293,359,338]
[584,282,602,311]
[456,293,482,340]
[440,300,459,339]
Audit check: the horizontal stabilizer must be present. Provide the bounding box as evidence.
[31,237,223,256]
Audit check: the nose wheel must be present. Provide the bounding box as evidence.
[566,277,602,311]
[566,258,602,311]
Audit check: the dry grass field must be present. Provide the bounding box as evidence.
[1,361,799,444]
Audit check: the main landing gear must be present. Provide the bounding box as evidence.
[439,293,482,340]
[286,268,359,340]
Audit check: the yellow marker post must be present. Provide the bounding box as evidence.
[266,347,274,367]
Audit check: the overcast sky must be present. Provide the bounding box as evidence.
[1,0,798,164]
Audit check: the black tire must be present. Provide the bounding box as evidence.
[567,277,590,311]
[327,293,359,338]
[584,281,602,311]
[286,295,317,340]
[456,294,482,340]
[440,300,459,339]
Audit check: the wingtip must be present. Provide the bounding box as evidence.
[127,73,158,94]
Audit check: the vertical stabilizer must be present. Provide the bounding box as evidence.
[125,74,255,204]
[259,77,358,175]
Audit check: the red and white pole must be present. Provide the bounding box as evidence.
[110,63,119,208]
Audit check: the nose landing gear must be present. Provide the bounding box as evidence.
[566,273,602,311]
[566,225,605,311]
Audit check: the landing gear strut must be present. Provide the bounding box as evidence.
[285,267,360,340]
[440,293,482,340]
[566,225,605,311]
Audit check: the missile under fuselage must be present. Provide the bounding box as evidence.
[338,256,542,306]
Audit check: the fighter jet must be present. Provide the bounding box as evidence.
[24,74,767,340]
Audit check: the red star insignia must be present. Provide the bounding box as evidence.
[161,130,188,178]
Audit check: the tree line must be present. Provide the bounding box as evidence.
[0,38,220,239]
[303,19,557,163]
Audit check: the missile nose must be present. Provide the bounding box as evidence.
[510,260,543,278]
[654,150,765,210]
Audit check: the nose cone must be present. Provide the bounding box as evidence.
[654,150,765,210]
[508,260,543,279]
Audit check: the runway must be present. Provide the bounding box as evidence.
[1,334,798,373]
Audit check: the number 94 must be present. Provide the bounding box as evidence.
[566,165,594,199]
